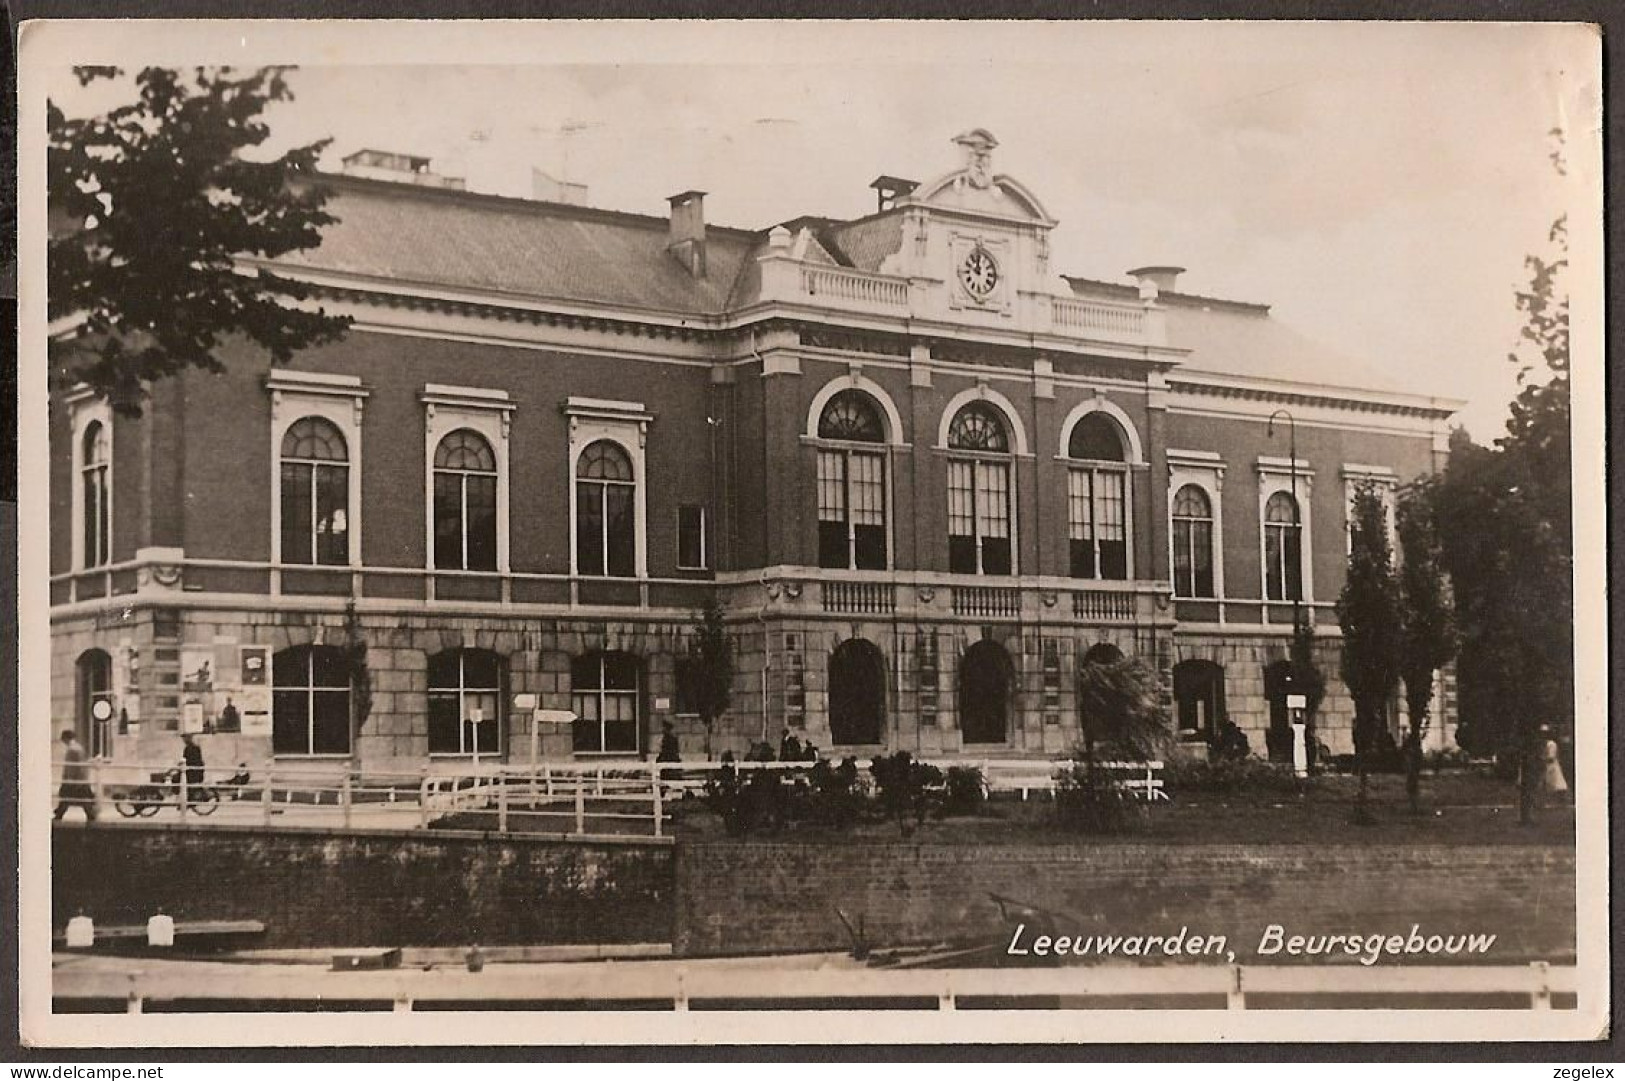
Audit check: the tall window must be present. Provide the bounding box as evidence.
[433,429,498,571]
[1066,413,1129,580]
[571,652,640,754]
[280,417,349,566]
[1263,491,1304,602]
[80,421,111,568]
[576,441,636,578]
[946,402,1013,575]
[428,649,503,756]
[271,645,351,756]
[1171,484,1215,598]
[817,390,888,570]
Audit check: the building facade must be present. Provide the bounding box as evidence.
[49,129,1461,773]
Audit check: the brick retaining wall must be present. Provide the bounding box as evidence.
[675,842,1575,962]
[53,825,674,948]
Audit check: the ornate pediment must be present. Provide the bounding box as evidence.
[905,129,1055,226]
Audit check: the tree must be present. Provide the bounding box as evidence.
[1336,484,1404,824]
[1433,130,1572,826]
[48,66,350,414]
[1075,654,1172,766]
[343,598,373,737]
[1395,479,1458,814]
[684,598,735,759]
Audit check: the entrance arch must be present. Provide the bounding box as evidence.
[828,639,886,746]
[959,639,1014,745]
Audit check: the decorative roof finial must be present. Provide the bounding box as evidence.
[953,129,999,189]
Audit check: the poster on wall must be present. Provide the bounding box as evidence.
[237,645,272,737]
[181,648,214,733]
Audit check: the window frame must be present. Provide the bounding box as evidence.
[432,428,500,572]
[69,395,114,572]
[269,373,367,572]
[676,504,709,571]
[1255,459,1314,608]
[422,385,514,579]
[565,398,651,580]
[570,651,642,755]
[278,416,352,568]
[1170,483,1216,599]
[575,440,639,579]
[270,645,353,758]
[427,649,505,757]
[944,400,1020,577]
[1262,490,1305,603]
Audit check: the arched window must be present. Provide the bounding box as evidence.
[828,639,886,746]
[1171,484,1215,598]
[1263,491,1304,602]
[428,649,504,756]
[80,421,111,568]
[572,651,641,754]
[958,639,1013,745]
[575,441,636,578]
[279,417,349,567]
[271,645,351,756]
[816,390,888,570]
[433,429,498,571]
[75,649,113,758]
[1173,659,1225,742]
[946,403,1014,575]
[1067,413,1129,580]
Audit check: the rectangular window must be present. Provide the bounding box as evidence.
[1174,519,1214,598]
[605,486,636,577]
[433,473,463,570]
[976,461,1012,575]
[280,463,314,565]
[576,483,604,577]
[819,450,888,570]
[571,654,640,753]
[1266,524,1303,601]
[314,465,349,566]
[1068,470,1095,578]
[849,452,887,570]
[465,474,498,571]
[677,505,707,570]
[1070,469,1127,580]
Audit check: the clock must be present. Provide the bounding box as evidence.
[959,245,1000,299]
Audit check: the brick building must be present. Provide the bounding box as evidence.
[49,129,1461,773]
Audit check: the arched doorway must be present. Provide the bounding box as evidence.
[828,639,886,746]
[959,639,1013,745]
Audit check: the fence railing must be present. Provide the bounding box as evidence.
[53,959,1575,1015]
[55,755,1167,838]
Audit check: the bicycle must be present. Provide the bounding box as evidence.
[113,767,220,818]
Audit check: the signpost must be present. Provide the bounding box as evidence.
[1287,693,1309,777]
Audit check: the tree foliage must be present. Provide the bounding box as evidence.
[1337,484,1404,821]
[685,597,735,758]
[1395,479,1458,812]
[1433,130,1572,823]
[1075,654,1172,762]
[48,66,350,413]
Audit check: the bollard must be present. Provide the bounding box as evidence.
[147,911,175,948]
[65,913,95,949]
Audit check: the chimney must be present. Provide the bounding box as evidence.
[667,190,708,278]
[1127,265,1186,296]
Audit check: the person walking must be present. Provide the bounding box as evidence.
[53,730,97,822]
[180,733,206,805]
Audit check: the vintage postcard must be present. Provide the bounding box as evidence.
[14,18,1608,1047]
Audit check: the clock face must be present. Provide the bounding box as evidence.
[959,246,1000,299]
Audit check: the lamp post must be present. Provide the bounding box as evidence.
[1267,409,1307,771]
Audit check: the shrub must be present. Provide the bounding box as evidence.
[703,752,791,834]
[1053,760,1133,834]
[1161,756,1302,797]
[1211,720,1251,762]
[942,766,987,816]
[869,751,943,835]
[804,756,867,830]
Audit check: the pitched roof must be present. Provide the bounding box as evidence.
[1066,276,1459,402]
[279,174,761,317]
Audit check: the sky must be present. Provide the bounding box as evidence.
[45,21,1600,439]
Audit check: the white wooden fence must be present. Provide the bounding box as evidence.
[53,960,1575,1014]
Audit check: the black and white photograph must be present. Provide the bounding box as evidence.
[13,18,1609,1048]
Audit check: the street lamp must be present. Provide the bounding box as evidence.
[1266,409,1309,774]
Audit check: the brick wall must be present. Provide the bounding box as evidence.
[675,842,1575,961]
[53,824,674,948]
